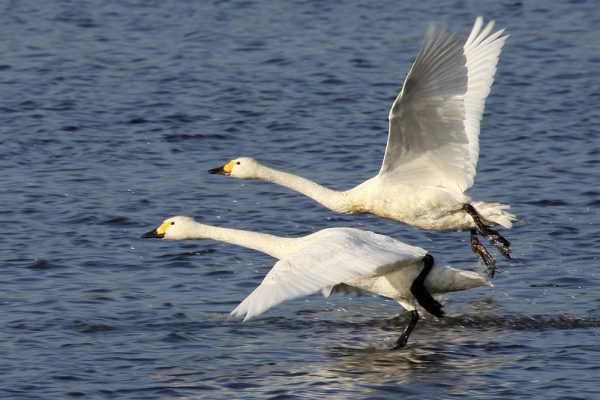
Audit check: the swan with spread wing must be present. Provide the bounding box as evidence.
[209,17,516,275]
[142,216,491,348]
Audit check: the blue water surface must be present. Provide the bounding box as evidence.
[1,0,599,398]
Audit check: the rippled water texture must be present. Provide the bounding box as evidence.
[2,1,599,398]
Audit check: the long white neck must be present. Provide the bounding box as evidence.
[181,221,299,259]
[255,165,353,213]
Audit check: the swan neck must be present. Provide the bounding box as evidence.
[258,165,351,213]
[190,222,293,259]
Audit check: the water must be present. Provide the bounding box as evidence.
[2,0,599,398]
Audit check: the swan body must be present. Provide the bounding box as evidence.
[142,216,491,346]
[209,17,516,270]
[211,158,512,231]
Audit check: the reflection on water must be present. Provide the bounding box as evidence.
[324,344,522,392]
[145,300,599,396]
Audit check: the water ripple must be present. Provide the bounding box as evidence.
[2,1,599,398]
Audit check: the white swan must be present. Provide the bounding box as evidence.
[209,17,515,275]
[142,216,491,348]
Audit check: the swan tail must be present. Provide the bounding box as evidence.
[425,265,493,294]
[471,201,516,228]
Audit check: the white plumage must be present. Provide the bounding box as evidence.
[210,17,515,271]
[382,17,507,192]
[142,216,491,347]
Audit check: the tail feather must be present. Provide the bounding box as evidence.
[471,201,516,228]
[425,265,493,294]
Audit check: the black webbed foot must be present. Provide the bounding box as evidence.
[481,227,512,260]
[471,229,496,277]
[463,203,512,261]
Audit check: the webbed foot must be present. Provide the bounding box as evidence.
[463,203,512,262]
[471,229,497,277]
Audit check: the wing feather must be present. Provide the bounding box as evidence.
[379,17,507,192]
[230,229,426,321]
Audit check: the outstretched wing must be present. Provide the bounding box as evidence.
[230,229,426,321]
[379,17,507,192]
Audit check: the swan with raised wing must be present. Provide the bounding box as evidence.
[142,216,491,348]
[209,17,515,276]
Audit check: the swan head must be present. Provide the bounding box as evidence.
[141,216,198,240]
[208,157,261,179]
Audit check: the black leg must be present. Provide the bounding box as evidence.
[392,255,443,350]
[410,254,444,318]
[392,310,420,349]
[463,204,512,260]
[471,229,497,277]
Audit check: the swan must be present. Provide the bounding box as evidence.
[141,216,491,348]
[209,17,516,276]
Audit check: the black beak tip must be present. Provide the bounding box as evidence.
[141,229,161,239]
[208,166,227,175]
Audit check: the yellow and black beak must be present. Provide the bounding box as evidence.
[141,221,169,239]
[141,229,163,239]
[208,160,235,176]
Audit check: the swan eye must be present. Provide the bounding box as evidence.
[236,161,240,165]
[171,221,175,225]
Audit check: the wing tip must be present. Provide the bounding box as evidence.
[230,308,256,322]
[466,16,507,48]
